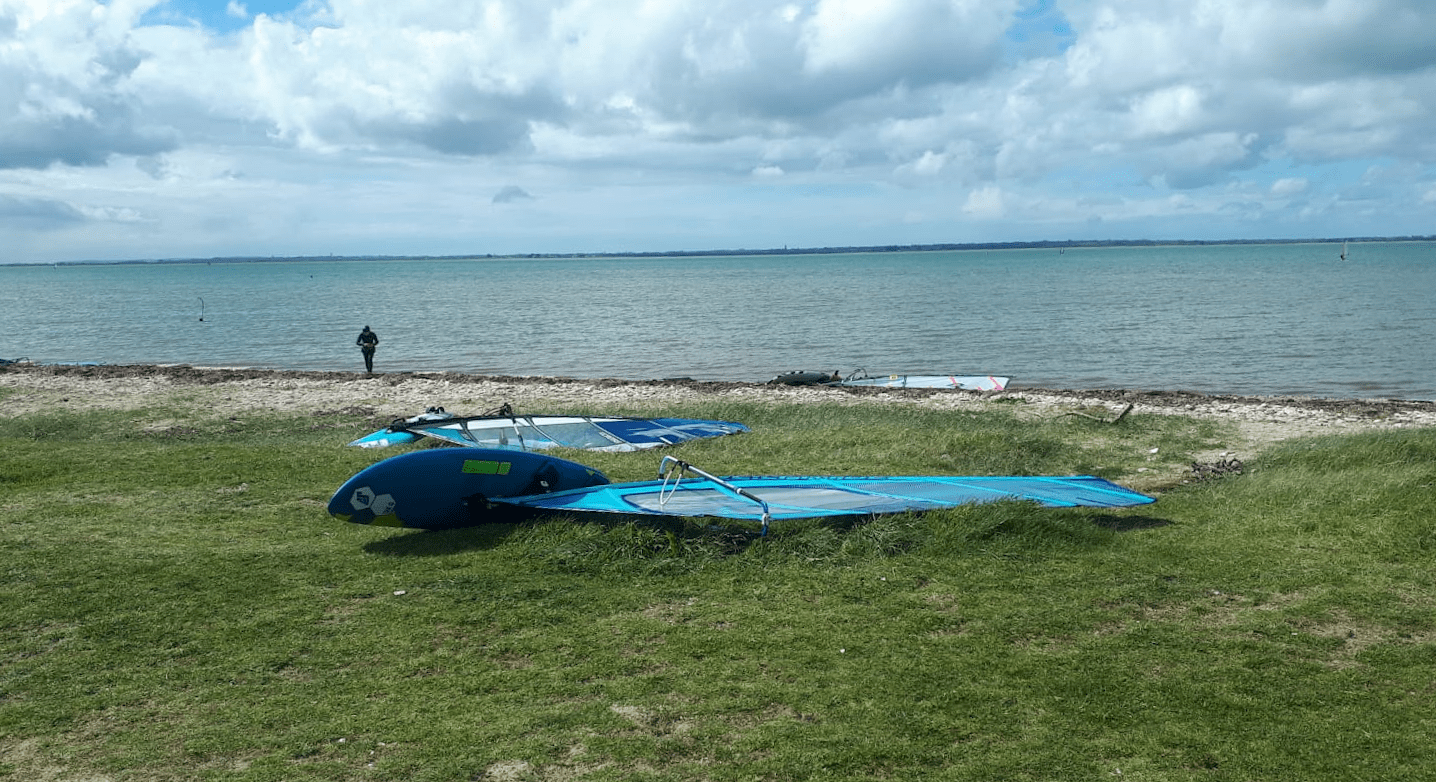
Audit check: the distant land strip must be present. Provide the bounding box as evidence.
[11,235,1433,267]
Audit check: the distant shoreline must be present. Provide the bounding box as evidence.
[6,235,1431,268]
[6,360,1436,412]
[5,362,1436,408]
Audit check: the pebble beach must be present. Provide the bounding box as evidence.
[4,364,1435,466]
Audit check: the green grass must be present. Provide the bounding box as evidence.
[2,399,1434,780]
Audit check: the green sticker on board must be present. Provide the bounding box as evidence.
[462,459,512,475]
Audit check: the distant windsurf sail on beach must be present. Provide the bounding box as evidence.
[347,404,750,452]
[328,449,1155,533]
[834,372,1010,391]
[767,370,1010,391]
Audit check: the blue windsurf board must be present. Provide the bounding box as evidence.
[328,448,609,529]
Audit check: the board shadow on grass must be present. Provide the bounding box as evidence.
[362,522,522,556]
[1088,514,1173,532]
[356,504,1167,563]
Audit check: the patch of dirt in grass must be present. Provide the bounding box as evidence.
[1137,588,1301,628]
[0,737,114,782]
[1297,611,1436,669]
[1116,591,1436,669]
[624,704,695,732]
[641,598,700,624]
[482,759,535,781]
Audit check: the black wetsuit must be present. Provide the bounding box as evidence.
[356,328,379,372]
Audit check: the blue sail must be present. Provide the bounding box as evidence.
[510,474,1153,520]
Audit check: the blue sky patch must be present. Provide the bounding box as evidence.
[139,0,307,34]
[1005,0,1076,60]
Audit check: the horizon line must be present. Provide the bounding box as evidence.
[7,234,1426,267]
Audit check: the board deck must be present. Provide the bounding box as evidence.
[327,448,609,529]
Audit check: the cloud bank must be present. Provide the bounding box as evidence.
[2,0,1434,261]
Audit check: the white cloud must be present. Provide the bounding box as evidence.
[904,150,947,177]
[1271,177,1308,197]
[0,0,176,169]
[3,0,1436,262]
[800,0,1014,80]
[963,184,1004,219]
[1130,85,1206,138]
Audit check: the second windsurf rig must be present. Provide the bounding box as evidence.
[348,404,751,452]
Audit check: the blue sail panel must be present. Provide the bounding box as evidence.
[595,418,750,446]
[503,474,1155,522]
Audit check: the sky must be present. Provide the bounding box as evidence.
[2,0,1435,262]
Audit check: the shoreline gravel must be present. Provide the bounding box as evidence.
[4,363,1434,464]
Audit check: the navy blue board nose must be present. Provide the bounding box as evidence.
[328,448,610,529]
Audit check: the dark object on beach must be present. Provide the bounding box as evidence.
[356,326,379,373]
[769,370,840,386]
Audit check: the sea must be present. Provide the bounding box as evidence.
[3,241,1434,401]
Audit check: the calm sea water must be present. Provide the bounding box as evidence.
[3,242,1433,400]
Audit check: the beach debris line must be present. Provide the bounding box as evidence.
[327,447,1156,534]
[346,403,751,452]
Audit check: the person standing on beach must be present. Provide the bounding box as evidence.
[356,326,379,373]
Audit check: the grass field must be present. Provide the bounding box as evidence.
[2,393,1434,781]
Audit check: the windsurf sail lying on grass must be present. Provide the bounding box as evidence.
[328,448,1155,533]
[347,404,750,452]
[512,456,1152,534]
